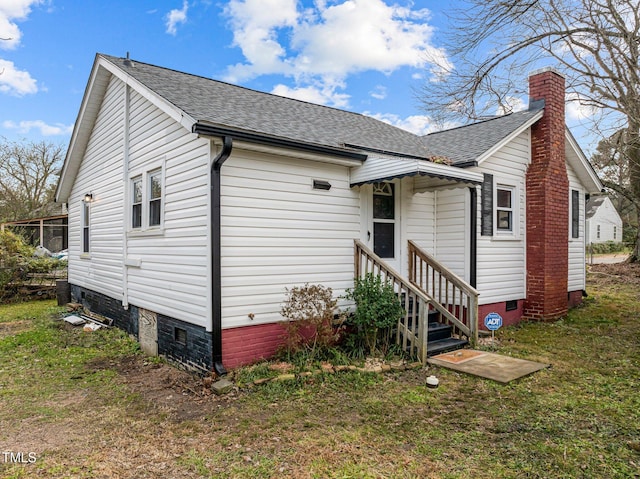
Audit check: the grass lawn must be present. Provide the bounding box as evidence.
[0,266,639,478]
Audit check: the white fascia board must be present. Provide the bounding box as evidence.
[565,128,603,193]
[476,109,544,165]
[55,55,198,203]
[56,56,111,202]
[100,56,196,132]
[221,139,364,167]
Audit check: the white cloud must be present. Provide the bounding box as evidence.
[165,0,189,36]
[0,0,43,49]
[271,82,350,108]
[566,92,597,120]
[370,85,386,100]
[224,0,298,82]
[2,119,73,136]
[365,111,438,136]
[0,58,37,95]
[223,0,450,99]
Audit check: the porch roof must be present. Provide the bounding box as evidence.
[350,156,484,187]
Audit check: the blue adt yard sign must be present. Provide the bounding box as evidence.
[484,312,503,331]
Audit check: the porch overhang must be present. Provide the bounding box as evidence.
[350,156,484,187]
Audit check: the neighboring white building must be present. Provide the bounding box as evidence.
[586,196,623,244]
[55,55,602,372]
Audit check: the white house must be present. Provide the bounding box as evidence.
[55,55,602,373]
[586,196,623,244]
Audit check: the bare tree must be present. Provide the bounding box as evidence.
[0,139,64,222]
[591,130,639,241]
[420,0,640,260]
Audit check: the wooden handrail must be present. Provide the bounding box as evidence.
[354,240,432,362]
[353,240,479,362]
[408,240,479,346]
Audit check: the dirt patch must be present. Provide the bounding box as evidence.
[0,320,31,337]
[86,355,239,422]
[588,262,640,288]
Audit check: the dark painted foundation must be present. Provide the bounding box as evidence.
[70,284,212,373]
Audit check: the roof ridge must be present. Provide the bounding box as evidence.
[99,53,378,123]
[423,102,545,138]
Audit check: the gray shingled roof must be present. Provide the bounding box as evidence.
[101,54,432,159]
[585,196,606,219]
[421,102,545,165]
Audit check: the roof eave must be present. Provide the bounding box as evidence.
[350,156,484,187]
[474,109,545,165]
[192,122,367,162]
[565,128,603,193]
[56,54,198,203]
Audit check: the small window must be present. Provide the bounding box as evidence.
[613,226,617,240]
[174,327,187,345]
[571,190,580,239]
[132,177,142,229]
[596,225,601,239]
[82,200,90,253]
[148,171,162,227]
[496,186,514,232]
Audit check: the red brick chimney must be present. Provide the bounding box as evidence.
[524,68,569,321]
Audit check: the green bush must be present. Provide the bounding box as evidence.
[588,241,626,254]
[343,273,404,357]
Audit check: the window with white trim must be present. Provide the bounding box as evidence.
[148,170,162,227]
[613,226,617,240]
[131,176,142,229]
[495,185,516,234]
[596,224,601,239]
[82,200,90,253]
[571,189,580,239]
[129,164,164,232]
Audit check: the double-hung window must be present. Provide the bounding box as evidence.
[496,185,515,234]
[130,165,164,232]
[149,170,162,227]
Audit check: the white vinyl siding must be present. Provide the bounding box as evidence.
[68,75,125,300]
[67,78,212,328]
[473,130,530,304]
[125,89,211,327]
[404,177,436,259]
[434,188,468,280]
[567,162,586,292]
[220,149,360,329]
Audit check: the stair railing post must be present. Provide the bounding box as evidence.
[471,293,479,347]
[420,299,429,363]
[354,240,361,280]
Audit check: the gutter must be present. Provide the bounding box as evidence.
[193,123,366,161]
[210,136,233,376]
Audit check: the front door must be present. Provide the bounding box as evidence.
[368,181,401,272]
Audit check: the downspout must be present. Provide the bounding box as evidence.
[211,136,233,376]
[122,84,131,308]
[469,186,477,288]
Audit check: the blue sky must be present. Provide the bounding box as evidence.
[0,0,595,150]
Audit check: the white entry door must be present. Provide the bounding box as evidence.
[367,181,401,273]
